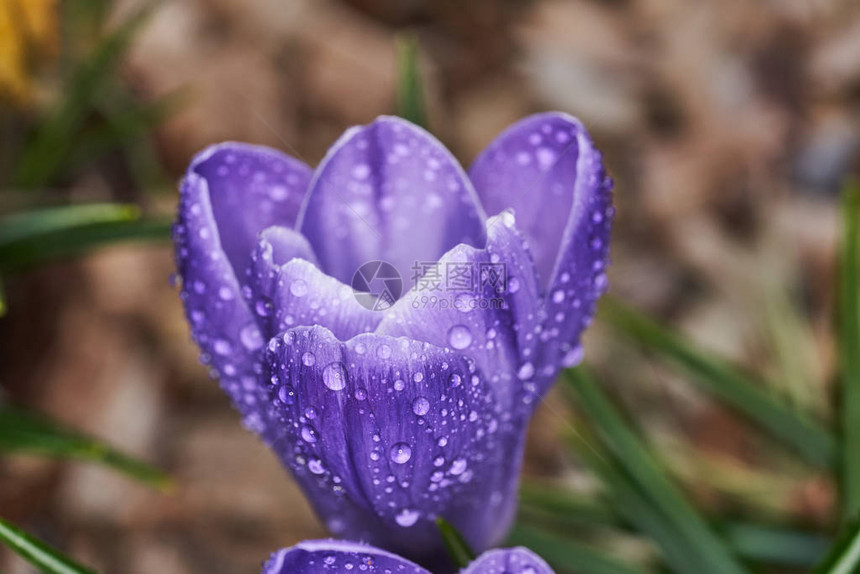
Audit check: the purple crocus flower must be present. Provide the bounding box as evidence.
[174,114,612,563]
[261,539,555,574]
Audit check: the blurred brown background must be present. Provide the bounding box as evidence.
[2,0,859,572]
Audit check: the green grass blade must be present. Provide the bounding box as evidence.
[564,368,748,574]
[519,481,622,528]
[0,517,97,574]
[0,404,171,491]
[569,434,714,574]
[816,519,860,574]
[395,34,428,129]
[14,4,154,189]
[0,217,171,273]
[0,204,139,247]
[600,298,836,468]
[725,522,828,568]
[508,523,650,574]
[519,479,828,568]
[840,180,860,520]
[435,517,475,568]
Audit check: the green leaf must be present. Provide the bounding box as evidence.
[507,523,649,574]
[816,518,860,574]
[563,367,748,574]
[599,297,836,468]
[569,433,714,574]
[519,479,828,568]
[519,481,621,529]
[395,34,428,129]
[0,204,139,247]
[725,522,828,568]
[14,4,155,189]
[0,217,172,273]
[435,517,475,568]
[840,179,860,520]
[0,517,97,574]
[0,404,172,491]
[67,90,184,178]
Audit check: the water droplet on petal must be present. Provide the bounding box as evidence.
[302,352,316,366]
[449,458,468,475]
[301,424,317,443]
[322,362,347,390]
[213,339,232,355]
[239,325,264,351]
[389,442,412,464]
[377,344,392,359]
[218,286,235,301]
[552,289,565,304]
[308,458,325,474]
[290,279,308,297]
[413,372,424,383]
[507,277,521,294]
[412,397,430,416]
[395,508,420,527]
[447,325,473,350]
[518,362,535,380]
[562,345,585,367]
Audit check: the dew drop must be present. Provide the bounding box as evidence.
[449,373,462,387]
[255,300,272,317]
[507,277,521,294]
[389,442,412,464]
[352,164,370,180]
[562,345,585,367]
[449,458,468,476]
[413,372,424,383]
[412,397,430,416]
[447,325,473,350]
[278,384,295,405]
[218,286,235,301]
[302,352,316,366]
[308,458,325,474]
[239,325,264,351]
[213,339,232,356]
[377,344,392,359]
[301,424,318,443]
[552,289,565,304]
[395,508,420,527]
[322,362,347,391]
[290,279,308,297]
[518,362,535,380]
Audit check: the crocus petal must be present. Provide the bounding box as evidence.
[462,548,555,574]
[468,112,612,288]
[247,227,381,341]
[188,142,312,278]
[469,113,613,392]
[298,116,486,287]
[376,213,543,411]
[262,539,430,574]
[264,326,521,563]
[174,171,277,439]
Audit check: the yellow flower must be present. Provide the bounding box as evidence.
[0,0,57,104]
